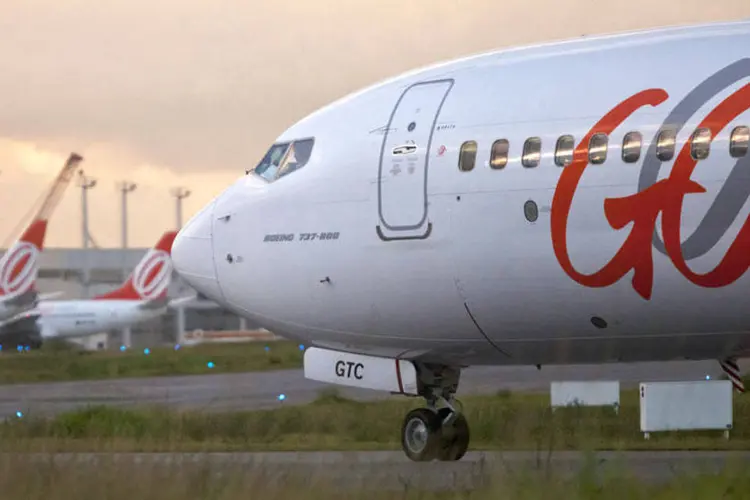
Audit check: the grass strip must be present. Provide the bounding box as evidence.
[3,388,750,452]
[1,449,750,499]
[0,340,303,383]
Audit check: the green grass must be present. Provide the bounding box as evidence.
[2,449,750,499]
[4,389,750,498]
[3,388,750,452]
[0,340,303,384]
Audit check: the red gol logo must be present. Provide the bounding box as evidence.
[437,145,446,156]
[551,59,750,301]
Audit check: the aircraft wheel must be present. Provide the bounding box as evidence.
[401,408,443,461]
[436,407,470,461]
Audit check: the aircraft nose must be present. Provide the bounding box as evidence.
[172,199,224,302]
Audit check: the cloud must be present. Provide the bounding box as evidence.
[0,0,749,246]
[0,139,238,247]
[1,0,747,173]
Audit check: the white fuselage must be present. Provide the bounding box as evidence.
[173,20,750,368]
[35,300,165,339]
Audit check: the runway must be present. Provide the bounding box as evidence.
[11,450,750,490]
[0,358,734,417]
[0,360,746,490]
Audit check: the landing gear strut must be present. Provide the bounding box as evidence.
[399,363,470,461]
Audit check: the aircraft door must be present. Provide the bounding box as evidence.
[377,79,453,241]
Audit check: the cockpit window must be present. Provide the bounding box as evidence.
[252,138,315,182]
[253,142,289,180]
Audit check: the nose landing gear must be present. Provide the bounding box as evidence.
[400,364,470,461]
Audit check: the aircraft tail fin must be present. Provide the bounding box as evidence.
[0,152,84,302]
[95,230,178,301]
[0,220,47,300]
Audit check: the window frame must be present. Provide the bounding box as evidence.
[554,135,575,167]
[490,139,509,169]
[690,127,712,161]
[656,128,677,162]
[458,140,478,172]
[275,137,316,180]
[588,133,608,165]
[250,137,316,182]
[622,131,642,163]
[251,141,291,181]
[522,137,542,168]
[730,126,750,158]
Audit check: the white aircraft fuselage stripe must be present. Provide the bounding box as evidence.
[33,299,167,339]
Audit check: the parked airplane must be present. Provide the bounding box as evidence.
[2,230,192,346]
[172,19,750,462]
[0,153,83,325]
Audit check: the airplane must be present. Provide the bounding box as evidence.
[1,230,193,347]
[171,19,750,462]
[0,153,83,325]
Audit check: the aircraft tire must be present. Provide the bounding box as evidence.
[401,407,443,461]
[435,407,470,461]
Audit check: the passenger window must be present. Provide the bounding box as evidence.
[459,141,477,171]
[622,131,642,163]
[589,133,608,164]
[656,129,677,161]
[554,135,575,167]
[690,128,711,160]
[522,137,542,168]
[730,126,750,158]
[490,139,509,169]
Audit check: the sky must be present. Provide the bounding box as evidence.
[1,0,749,248]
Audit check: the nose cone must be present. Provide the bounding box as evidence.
[172,199,223,302]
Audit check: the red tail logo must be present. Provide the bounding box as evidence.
[96,231,177,301]
[0,219,48,298]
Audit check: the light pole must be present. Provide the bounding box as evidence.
[170,186,191,346]
[118,181,137,279]
[118,180,137,349]
[78,171,97,298]
[170,187,191,229]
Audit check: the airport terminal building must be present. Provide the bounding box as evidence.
[8,246,263,348]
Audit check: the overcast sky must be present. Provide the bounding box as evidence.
[1,0,749,248]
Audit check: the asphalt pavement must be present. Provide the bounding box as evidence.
[0,359,732,417]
